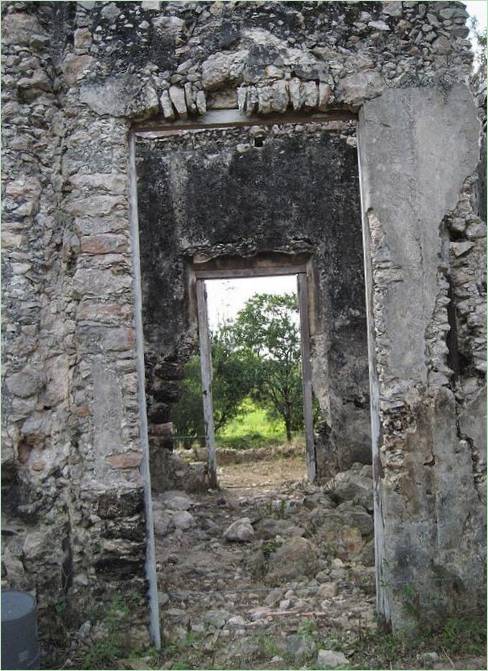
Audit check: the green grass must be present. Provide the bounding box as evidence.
[217,398,289,449]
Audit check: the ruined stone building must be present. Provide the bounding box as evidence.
[1,0,486,651]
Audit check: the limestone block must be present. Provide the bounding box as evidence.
[195,90,207,115]
[17,70,52,100]
[100,2,120,20]
[302,81,318,109]
[106,451,143,469]
[80,75,159,119]
[160,491,193,511]
[184,82,196,113]
[160,90,175,120]
[382,2,403,17]
[318,83,332,111]
[2,13,47,46]
[74,28,92,50]
[169,85,187,119]
[257,86,273,114]
[6,370,44,398]
[151,15,185,36]
[289,77,302,110]
[271,79,289,113]
[245,86,258,114]
[61,54,94,86]
[369,20,390,31]
[336,70,384,107]
[201,52,234,91]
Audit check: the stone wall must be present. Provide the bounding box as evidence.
[136,121,370,485]
[1,0,485,646]
[358,84,486,629]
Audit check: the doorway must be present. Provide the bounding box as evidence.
[135,120,376,664]
[192,262,316,489]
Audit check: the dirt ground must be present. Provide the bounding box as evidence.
[219,454,307,490]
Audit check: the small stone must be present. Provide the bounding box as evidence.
[448,217,467,235]
[74,28,92,50]
[77,621,91,639]
[172,511,194,530]
[318,582,338,599]
[286,634,316,661]
[279,599,291,610]
[204,609,229,628]
[451,241,474,257]
[237,86,247,112]
[106,451,142,469]
[227,615,246,627]
[382,2,403,17]
[421,651,440,663]
[264,588,283,606]
[160,491,192,510]
[266,537,319,584]
[317,649,349,669]
[248,607,269,622]
[158,592,170,607]
[6,370,43,398]
[101,3,120,20]
[368,20,390,31]
[224,518,254,542]
[432,36,451,54]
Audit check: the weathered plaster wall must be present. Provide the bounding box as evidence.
[358,84,486,629]
[135,122,370,484]
[1,0,485,646]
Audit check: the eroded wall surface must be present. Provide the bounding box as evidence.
[1,0,485,644]
[136,122,370,483]
[358,84,486,629]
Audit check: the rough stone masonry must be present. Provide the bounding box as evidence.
[1,0,486,648]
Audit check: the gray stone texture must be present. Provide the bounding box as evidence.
[358,84,486,629]
[1,0,485,649]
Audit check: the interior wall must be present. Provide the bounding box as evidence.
[135,122,370,486]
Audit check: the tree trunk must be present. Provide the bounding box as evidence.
[285,416,292,443]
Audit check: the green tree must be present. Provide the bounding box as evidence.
[172,322,254,446]
[233,292,304,442]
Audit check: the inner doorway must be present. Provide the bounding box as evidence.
[194,267,316,491]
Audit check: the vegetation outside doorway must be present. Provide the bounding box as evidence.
[191,259,316,488]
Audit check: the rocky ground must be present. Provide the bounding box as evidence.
[151,462,376,669]
[61,456,485,670]
[149,460,486,670]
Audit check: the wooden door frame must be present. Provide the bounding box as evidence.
[193,262,317,485]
